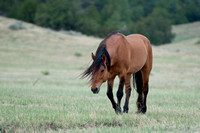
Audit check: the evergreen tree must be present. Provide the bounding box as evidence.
[131,8,175,45]
[155,0,188,24]
[185,0,200,22]
[17,0,38,23]
[1,0,200,45]
[34,0,82,30]
[78,5,101,36]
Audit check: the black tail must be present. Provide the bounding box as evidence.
[133,71,143,92]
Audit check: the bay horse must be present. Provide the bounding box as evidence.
[82,31,153,114]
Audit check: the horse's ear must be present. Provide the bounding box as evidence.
[91,52,95,60]
[102,54,110,70]
[102,54,106,63]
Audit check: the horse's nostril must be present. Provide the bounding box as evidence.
[91,88,95,92]
[91,88,98,93]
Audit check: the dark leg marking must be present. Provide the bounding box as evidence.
[141,83,149,114]
[135,71,143,113]
[122,74,132,113]
[107,81,121,114]
[123,87,131,113]
[107,85,116,110]
[116,77,125,110]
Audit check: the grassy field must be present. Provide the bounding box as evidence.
[0,16,200,132]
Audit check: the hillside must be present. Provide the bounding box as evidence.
[0,16,101,70]
[0,16,200,132]
[172,21,200,42]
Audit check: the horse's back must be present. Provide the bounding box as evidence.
[127,34,150,47]
[126,34,152,56]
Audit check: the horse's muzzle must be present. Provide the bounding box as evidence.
[91,87,100,94]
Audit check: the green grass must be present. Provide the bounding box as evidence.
[0,16,200,132]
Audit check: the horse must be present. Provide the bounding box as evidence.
[82,31,153,114]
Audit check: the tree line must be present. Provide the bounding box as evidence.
[0,0,200,45]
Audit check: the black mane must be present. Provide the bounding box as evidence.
[82,31,120,79]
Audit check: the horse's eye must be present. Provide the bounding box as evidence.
[101,69,104,73]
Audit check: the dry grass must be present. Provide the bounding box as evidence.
[172,21,200,42]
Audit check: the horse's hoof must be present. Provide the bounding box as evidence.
[136,111,146,114]
[141,106,147,114]
[136,106,146,114]
[115,109,121,114]
[136,110,142,114]
[123,109,128,113]
[123,106,129,113]
[115,104,122,114]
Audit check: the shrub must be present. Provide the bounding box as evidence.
[41,71,50,76]
[74,52,82,57]
[196,40,200,45]
[8,22,26,30]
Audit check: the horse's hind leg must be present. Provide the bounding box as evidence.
[135,71,143,113]
[141,82,149,114]
[141,66,152,114]
[139,41,152,114]
[135,65,151,114]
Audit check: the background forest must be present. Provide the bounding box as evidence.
[0,0,200,45]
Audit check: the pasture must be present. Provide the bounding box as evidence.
[0,16,200,132]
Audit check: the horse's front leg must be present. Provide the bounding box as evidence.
[116,77,125,111]
[123,74,132,113]
[107,77,121,114]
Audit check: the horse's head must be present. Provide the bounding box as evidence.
[90,53,109,94]
[82,48,110,94]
